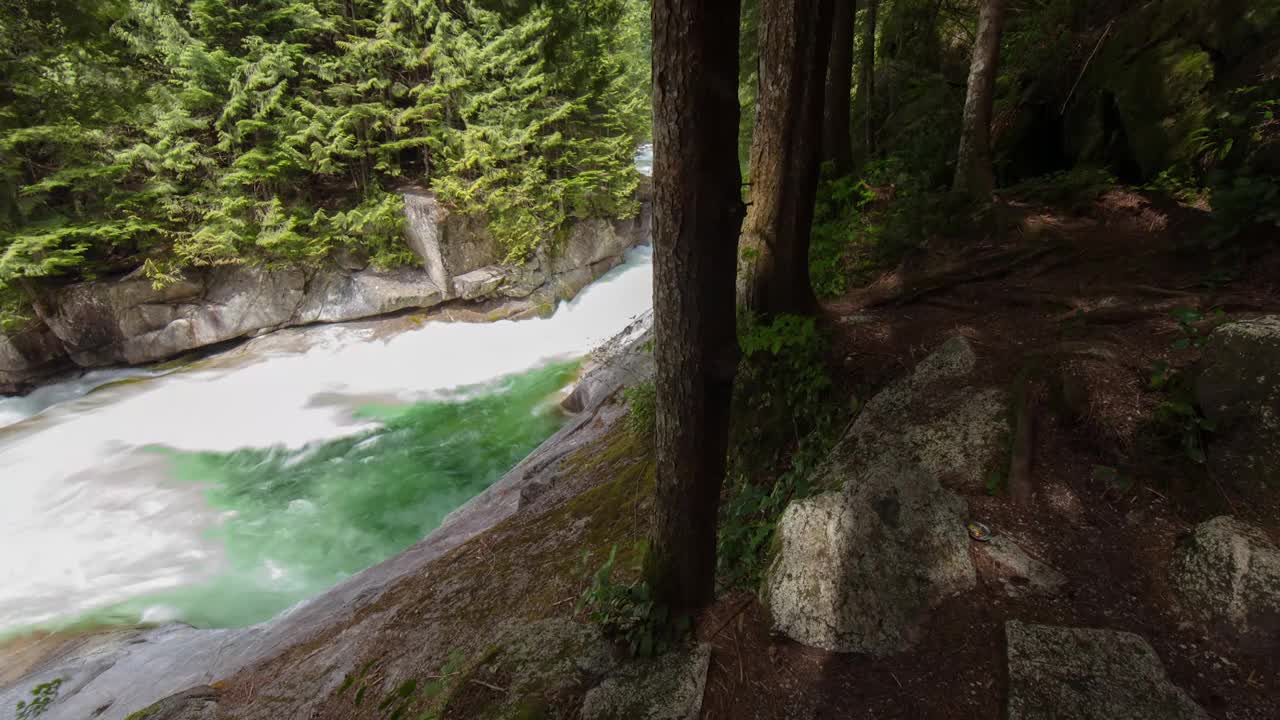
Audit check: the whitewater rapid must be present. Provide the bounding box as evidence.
[0,247,652,636]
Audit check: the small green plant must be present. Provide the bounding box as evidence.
[810,174,877,298]
[623,380,656,438]
[15,678,62,719]
[1147,308,1226,465]
[1005,167,1117,206]
[718,313,846,588]
[578,545,687,657]
[1168,307,1224,351]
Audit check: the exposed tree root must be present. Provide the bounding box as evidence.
[859,243,1066,308]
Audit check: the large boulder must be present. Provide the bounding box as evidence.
[0,319,68,393]
[1005,621,1208,720]
[34,265,306,367]
[1195,315,1280,496]
[293,268,443,324]
[1171,516,1280,650]
[402,189,504,300]
[581,644,711,720]
[765,337,1009,654]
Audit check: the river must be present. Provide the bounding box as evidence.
[0,247,652,638]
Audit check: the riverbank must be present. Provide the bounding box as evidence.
[1,188,652,395]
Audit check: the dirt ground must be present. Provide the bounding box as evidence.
[697,190,1280,719]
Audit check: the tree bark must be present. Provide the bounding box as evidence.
[855,0,878,160]
[822,0,857,176]
[953,0,1005,199]
[737,0,834,316]
[646,0,745,616]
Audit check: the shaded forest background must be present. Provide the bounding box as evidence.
[2,0,1277,327]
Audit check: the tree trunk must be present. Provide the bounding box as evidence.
[737,0,834,316]
[822,0,857,176]
[646,0,745,616]
[954,0,1005,199]
[856,0,878,160]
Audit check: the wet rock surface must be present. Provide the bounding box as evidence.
[0,315,656,720]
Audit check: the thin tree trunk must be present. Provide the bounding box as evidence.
[822,0,857,176]
[954,0,1005,199]
[856,0,878,160]
[738,0,834,316]
[646,0,745,616]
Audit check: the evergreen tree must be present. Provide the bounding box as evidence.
[0,0,650,320]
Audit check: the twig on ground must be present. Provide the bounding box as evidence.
[706,596,754,641]
[469,679,507,693]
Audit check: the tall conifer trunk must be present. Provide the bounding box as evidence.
[954,0,1005,199]
[856,0,878,160]
[737,0,834,316]
[822,0,857,176]
[646,0,745,615]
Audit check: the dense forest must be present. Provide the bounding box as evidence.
[0,0,650,326]
[3,0,1280,716]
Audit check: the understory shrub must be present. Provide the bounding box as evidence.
[718,313,847,589]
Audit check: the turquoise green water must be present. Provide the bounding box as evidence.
[82,360,578,630]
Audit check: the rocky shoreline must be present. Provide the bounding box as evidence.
[0,311,656,720]
[1,189,652,394]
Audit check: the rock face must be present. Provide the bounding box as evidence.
[977,536,1067,598]
[765,337,1010,654]
[1,190,650,391]
[1196,315,1280,496]
[0,320,69,393]
[581,644,711,720]
[1171,516,1280,650]
[1005,621,1208,720]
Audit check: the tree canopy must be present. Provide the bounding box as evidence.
[0,0,651,319]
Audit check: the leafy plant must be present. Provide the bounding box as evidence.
[15,678,62,719]
[578,545,687,657]
[718,313,847,588]
[1005,167,1117,206]
[623,380,656,439]
[1147,308,1226,465]
[0,0,650,301]
[809,173,877,298]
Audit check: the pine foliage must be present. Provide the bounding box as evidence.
[0,0,649,310]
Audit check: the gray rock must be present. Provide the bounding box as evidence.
[1005,621,1208,720]
[3,192,650,391]
[294,268,443,324]
[0,318,68,392]
[541,218,631,276]
[978,536,1066,597]
[402,188,503,299]
[35,265,306,367]
[1171,516,1280,649]
[452,267,506,300]
[581,644,711,720]
[765,337,1010,655]
[117,685,220,720]
[1196,315,1280,495]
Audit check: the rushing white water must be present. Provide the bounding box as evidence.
[0,247,652,636]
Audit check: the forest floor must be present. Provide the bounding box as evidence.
[696,188,1280,719]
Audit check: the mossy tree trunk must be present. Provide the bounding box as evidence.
[822,0,857,176]
[646,0,745,616]
[737,0,835,316]
[954,0,1005,199]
